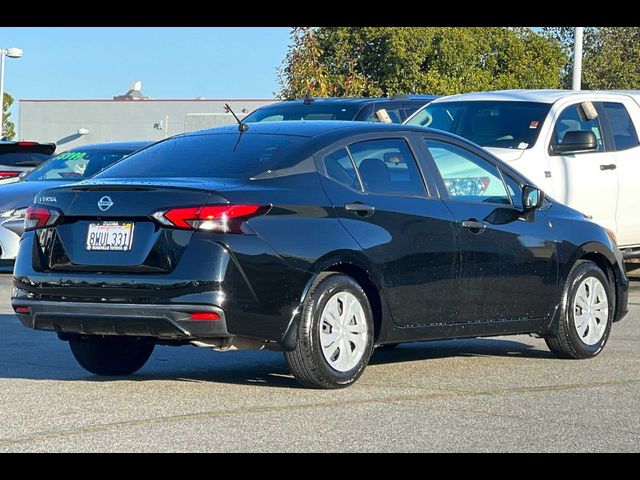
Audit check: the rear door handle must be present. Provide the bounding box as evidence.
[461,219,486,233]
[600,164,617,171]
[345,202,375,217]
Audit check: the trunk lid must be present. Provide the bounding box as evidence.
[34,179,237,273]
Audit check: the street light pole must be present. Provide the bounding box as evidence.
[0,47,24,139]
[572,27,584,91]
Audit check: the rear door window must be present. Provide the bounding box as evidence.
[602,102,640,151]
[347,139,426,196]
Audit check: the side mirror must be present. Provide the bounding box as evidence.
[522,185,544,211]
[550,130,597,155]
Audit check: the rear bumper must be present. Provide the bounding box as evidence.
[12,300,230,340]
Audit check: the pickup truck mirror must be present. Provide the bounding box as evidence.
[522,185,544,211]
[550,130,598,155]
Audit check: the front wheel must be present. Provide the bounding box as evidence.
[69,336,155,376]
[285,273,374,389]
[545,260,614,359]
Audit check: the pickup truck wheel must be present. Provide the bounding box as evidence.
[69,336,154,376]
[285,273,374,389]
[545,260,613,359]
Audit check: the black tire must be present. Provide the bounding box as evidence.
[69,336,155,376]
[284,272,374,389]
[545,260,614,359]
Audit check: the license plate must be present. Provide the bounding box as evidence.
[86,222,134,251]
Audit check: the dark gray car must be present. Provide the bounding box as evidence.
[0,141,151,264]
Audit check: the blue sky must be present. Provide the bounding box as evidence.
[1,27,291,121]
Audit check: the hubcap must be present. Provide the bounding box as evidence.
[573,276,609,346]
[319,291,368,372]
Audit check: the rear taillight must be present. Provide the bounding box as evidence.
[0,171,20,179]
[24,205,62,231]
[151,204,269,233]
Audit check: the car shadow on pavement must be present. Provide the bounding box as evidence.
[369,337,554,366]
[0,309,553,389]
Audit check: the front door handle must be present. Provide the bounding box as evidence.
[600,164,617,171]
[345,202,375,217]
[461,219,486,234]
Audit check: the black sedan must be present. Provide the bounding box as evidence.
[11,122,628,389]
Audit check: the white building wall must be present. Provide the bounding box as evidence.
[19,99,276,149]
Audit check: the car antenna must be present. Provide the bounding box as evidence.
[225,103,249,133]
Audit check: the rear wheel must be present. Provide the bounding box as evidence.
[285,273,374,389]
[545,260,613,359]
[69,336,154,376]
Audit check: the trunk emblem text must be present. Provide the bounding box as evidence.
[38,196,57,203]
[98,196,114,212]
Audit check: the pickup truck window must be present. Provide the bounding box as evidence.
[602,102,640,151]
[408,101,550,150]
[553,104,605,152]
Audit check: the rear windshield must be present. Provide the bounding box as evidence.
[25,149,135,181]
[94,133,308,180]
[244,105,361,122]
[407,101,551,149]
[0,144,54,167]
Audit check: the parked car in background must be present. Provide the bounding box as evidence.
[0,140,56,182]
[243,94,438,124]
[12,122,627,388]
[0,141,151,265]
[405,89,640,257]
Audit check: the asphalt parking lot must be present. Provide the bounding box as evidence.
[0,273,638,452]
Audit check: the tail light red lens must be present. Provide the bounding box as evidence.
[152,204,268,233]
[24,205,62,231]
[0,171,20,179]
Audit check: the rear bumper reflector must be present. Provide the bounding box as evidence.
[189,312,221,321]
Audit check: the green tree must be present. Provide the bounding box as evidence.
[277,27,567,99]
[2,92,16,140]
[543,27,640,90]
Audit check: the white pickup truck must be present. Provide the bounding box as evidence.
[405,90,640,256]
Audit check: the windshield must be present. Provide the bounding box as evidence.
[244,105,362,122]
[25,149,135,181]
[94,133,307,180]
[407,101,551,149]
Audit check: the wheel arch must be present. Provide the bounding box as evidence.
[573,241,625,322]
[280,250,390,350]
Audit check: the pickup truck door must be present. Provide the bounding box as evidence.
[599,100,640,247]
[547,102,618,233]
